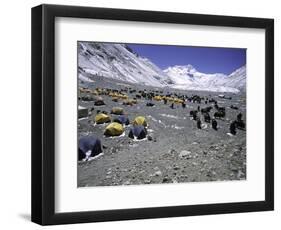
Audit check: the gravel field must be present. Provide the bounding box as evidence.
[78,76,246,187]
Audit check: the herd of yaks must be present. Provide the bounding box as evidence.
[78,86,246,161]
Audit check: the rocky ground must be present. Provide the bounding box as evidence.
[77,75,246,187]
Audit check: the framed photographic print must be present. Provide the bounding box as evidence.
[31,4,274,225]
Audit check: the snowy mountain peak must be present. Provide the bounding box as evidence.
[164,64,197,75]
[181,64,197,72]
[163,64,245,93]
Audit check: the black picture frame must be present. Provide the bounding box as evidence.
[31,4,274,225]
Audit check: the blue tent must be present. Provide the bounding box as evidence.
[113,115,130,125]
[78,136,102,161]
[128,125,147,140]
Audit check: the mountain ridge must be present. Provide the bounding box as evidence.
[78,42,246,93]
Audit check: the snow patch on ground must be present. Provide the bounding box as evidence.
[83,152,104,162]
[170,125,184,130]
[160,114,181,119]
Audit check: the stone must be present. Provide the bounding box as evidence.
[173,165,180,170]
[144,179,151,184]
[180,175,188,179]
[123,180,131,185]
[179,150,191,158]
[192,162,198,166]
[237,170,245,179]
[78,106,88,119]
[154,170,162,176]
[170,149,177,154]
[193,153,199,159]
[211,171,217,176]
[202,159,208,164]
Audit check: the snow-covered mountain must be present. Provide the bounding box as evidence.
[221,65,246,92]
[78,42,170,87]
[163,65,246,93]
[78,42,246,93]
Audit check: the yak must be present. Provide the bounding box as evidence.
[203,112,211,123]
[214,110,226,119]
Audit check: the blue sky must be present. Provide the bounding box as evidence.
[128,44,246,75]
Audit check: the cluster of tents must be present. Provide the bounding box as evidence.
[79,86,139,106]
[79,94,106,105]
[79,112,148,161]
[79,86,190,107]
[153,95,184,104]
[78,86,246,161]
[79,87,108,96]
[94,103,148,139]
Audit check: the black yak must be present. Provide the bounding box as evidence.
[214,111,226,119]
[197,118,202,129]
[230,121,237,135]
[212,119,218,130]
[203,112,211,123]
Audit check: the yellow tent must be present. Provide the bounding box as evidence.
[166,97,174,102]
[174,98,184,104]
[119,94,128,99]
[153,95,162,101]
[112,97,119,102]
[131,99,137,104]
[95,113,111,124]
[111,107,124,115]
[123,99,136,106]
[92,90,99,95]
[104,122,124,136]
[133,116,147,127]
[123,100,133,106]
[93,96,103,101]
[79,88,91,93]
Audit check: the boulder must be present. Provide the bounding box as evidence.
[78,106,88,119]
